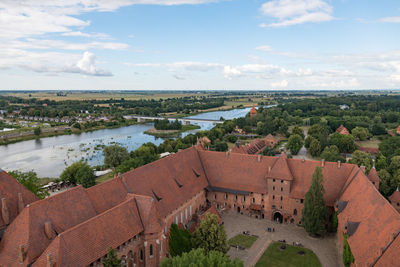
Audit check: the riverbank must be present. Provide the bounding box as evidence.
[144,124,201,137]
[0,120,142,146]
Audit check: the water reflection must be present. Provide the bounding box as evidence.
[0,108,251,177]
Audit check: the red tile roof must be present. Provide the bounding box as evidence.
[338,171,400,266]
[288,160,356,205]
[266,152,294,181]
[0,186,97,265]
[122,147,209,217]
[250,105,257,116]
[33,196,144,267]
[336,125,349,135]
[199,151,276,194]
[389,188,400,204]
[367,167,380,184]
[0,170,38,229]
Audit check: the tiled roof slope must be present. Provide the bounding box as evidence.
[86,177,128,214]
[0,186,97,266]
[33,196,144,267]
[338,171,400,266]
[266,152,293,181]
[389,188,400,204]
[122,147,209,217]
[199,151,277,194]
[134,194,163,234]
[375,233,400,267]
[0,170,38,228]
[288,160,357,205]
[367,167,380,183]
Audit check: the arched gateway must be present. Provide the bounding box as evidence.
[273,211,283,223]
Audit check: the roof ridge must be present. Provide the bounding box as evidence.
[196,147,211,186]
[373,231,400,266]
[337,166,361,201]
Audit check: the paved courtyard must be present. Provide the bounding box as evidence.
[222,211,343,267]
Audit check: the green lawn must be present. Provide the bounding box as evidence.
[255,242,321,267]
[228,234,258,249]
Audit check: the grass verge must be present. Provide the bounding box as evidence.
[228,234,258,249]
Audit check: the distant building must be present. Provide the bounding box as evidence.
[396,125,400,135]
[389,187,400,213]
[250,105,257,117]
[339,104,349,110]
[232,134,277,154]
[336,125,350,135]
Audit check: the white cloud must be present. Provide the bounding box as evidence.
[271,80,288,88]
[11,39,129,51]
[255,45,273,52]
[260,0,334,27]
[62,31,111,39]
[131,61,223,72]
[380,17,400,23]
[75,51,112,76]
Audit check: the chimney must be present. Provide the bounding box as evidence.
[360,166,366,173]
[44,221,56,239]
[18,193,25,213]
[258,154,262,162]
[337,160,341,169]
[1,198,9,225]
[46,253,54,267]
[321,159,325,167]
[19,245,25,263]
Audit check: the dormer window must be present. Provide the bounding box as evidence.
[273,179,276,182]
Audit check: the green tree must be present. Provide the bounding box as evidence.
[60,161,95,188]
[379,136,400,159]
[169,224,193,257]
[9,170,49,199]
[292,126,304,139]
[378,169,395,198]
[215,141,228,152]
[331,212,338,233]
[351,127,370,141]
[192,213,229,254]
[102,247,122,267]
[389,155,400,177]
[309,138,321,157]
[342,233,355,267]
[34,127,41,136]
[161,248,243,267]
[286,134,304,155]
[375,153,387,171]
[350,150,373,174]
[321,145,345,162]
[301,166,328,236]
[103,145,130,168]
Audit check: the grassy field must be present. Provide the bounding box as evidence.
[228,234,258,249]
[355,138,381,148]
[7,92,208,101]
[255,242,321,267]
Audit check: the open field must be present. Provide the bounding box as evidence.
[355,138,381,148]
[228,234,258,249]
[6,92,209,101]
[255,242,322,267]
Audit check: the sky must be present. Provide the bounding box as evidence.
[0,0,400,91]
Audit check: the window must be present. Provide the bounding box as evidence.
[301,199,304,204]
[281,187,283,192]
[273,179,276,182]
[224,193,228,200]
[261,198,264,202]
[252,198,255,203]
[272,195,275,200]
[243,196,246,202]
[397,203,399,206]
[175,215,178,224]
[150,244,153,257]
[280,196,283,201]
[281,180,283,183]
[180,211,183,223]
[214,194,216,200]
[273,186,275,191]
[189,205,192,216]
[235,195,238,201]
[185,208,188,220]
[140,249,144,262]
[164,226,167,233]
[294,209,297,216]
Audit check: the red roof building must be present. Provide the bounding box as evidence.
[389,187,400,213]
[336,124,350,135]
[249,105,257,117]
[0,147,398,266]
[232,134,277,155]
[396,125,400,135]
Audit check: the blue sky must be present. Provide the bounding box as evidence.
[0,0,399,90]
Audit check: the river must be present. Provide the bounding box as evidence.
[0,107,252,178]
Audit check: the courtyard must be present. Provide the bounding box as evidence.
[222,211,342,267]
